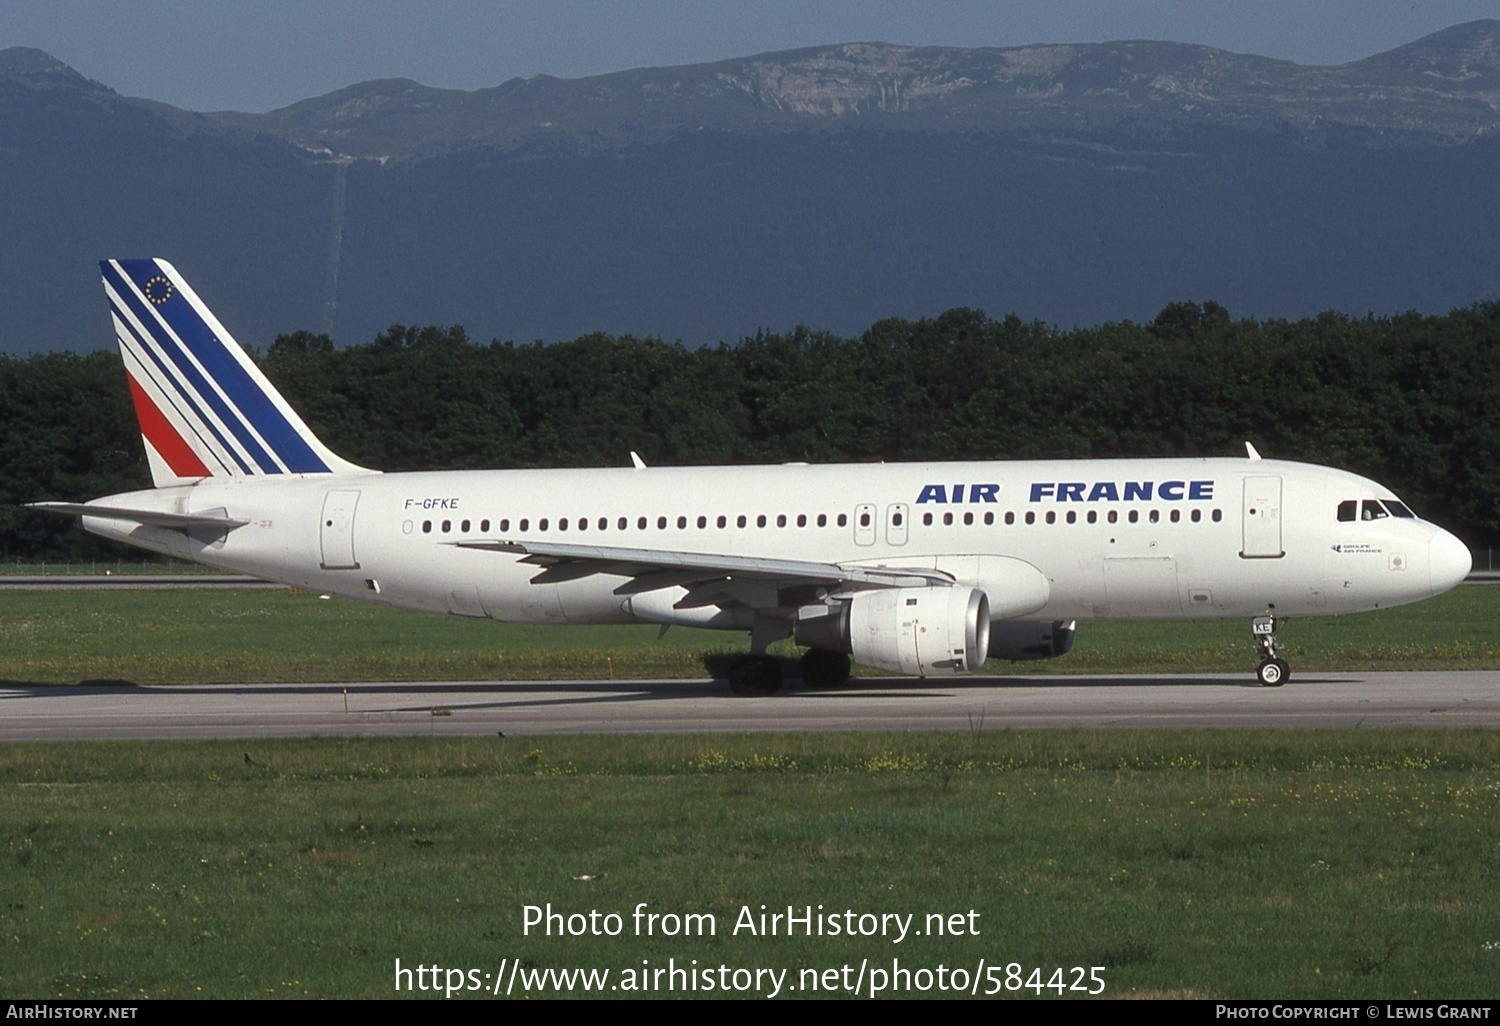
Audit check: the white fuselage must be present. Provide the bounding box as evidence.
[80,456,1471,628]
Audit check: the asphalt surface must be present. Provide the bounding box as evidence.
[3,671,1498,740]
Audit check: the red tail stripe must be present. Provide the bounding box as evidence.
[126,373,211,479]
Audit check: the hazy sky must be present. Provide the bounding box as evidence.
[9,1,1499,113]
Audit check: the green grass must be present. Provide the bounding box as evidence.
[2,731,1497,999]
[1,585,1497,684]
[1052,583,1500,673]
[0,560,232,576]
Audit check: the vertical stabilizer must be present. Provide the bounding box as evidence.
[100,259,372,486]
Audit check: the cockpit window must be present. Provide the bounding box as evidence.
[1337,500,1356,522]
[1361,500,1390,521]
[1384,500,1416,519]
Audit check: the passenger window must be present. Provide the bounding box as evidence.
[1190,509,1201,523]
[717,515,727,528]
[837,514,848,528]
[1108,510,1118,524]
[519,519,529,532]
[422,520,432,534]
[637,516,647,530]
[1087,511,1097,524]
[677,516,687,529]
[616,517,626,530]
[1065,511,1076,524]
[1045,511,1056,524]
[894,512,905,527]
[1149,510,1159,523]
[697,515,706,529]
[559,518,569,531]
[796,514,807,527]
[499,519,509,532]
[983,511,993,526]
[1212,509,1223,522]
[1128,511,1138,524]
[538,519,548,532]
[658,516,668,529]
[737,515,747,528]
[757,515,767,528]
[817,514,827,527]
[859,512,871,527]
[1005,512,1015,525]
[777,514,787,528]
[1025,512,1036,525]
[598,517,607,530]
[442,520,452,533]
[461,519,471,532]
[923,512,934,526]
[964,511,974,526]
[1338,500,1357,522]
[943,512,954,526]
[1170,510,1180,523]
[577,518,587,532]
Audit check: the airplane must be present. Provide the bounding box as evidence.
[30,259,1473,694]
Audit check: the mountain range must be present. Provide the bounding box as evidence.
[2,21,1498,353]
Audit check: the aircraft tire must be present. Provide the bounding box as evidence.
[729,655,783,696]
[1257,658,1289,687]
[799,649,852,688]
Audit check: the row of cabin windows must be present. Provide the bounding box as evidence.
[422,512,853,534]
[419,507,1225,535]
[923,508,1222,526]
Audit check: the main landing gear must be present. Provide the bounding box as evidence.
[728,617,790,696]
[799,648,852,689]
[728,649,853,694]
[1252,612,1289,687]
[728,655,783,696]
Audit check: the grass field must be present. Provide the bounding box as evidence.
[3,588,1497,1000]
[0,560,230,576]
[2,731,1497,999]
[0,584,1496,684]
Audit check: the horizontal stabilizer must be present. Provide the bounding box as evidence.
[27,502,249,533]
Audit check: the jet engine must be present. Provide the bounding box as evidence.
[795,587,990,676]
[987,619,1076,661]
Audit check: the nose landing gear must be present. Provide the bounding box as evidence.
[1252,612,1289,687]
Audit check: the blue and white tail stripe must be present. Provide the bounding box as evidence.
[101,259,370,486]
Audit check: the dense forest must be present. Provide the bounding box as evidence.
[2,301,1497,559]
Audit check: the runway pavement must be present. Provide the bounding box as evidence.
[2,671,1499,740]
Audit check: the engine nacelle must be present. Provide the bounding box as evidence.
[796,587,991,676]
[987,619,1076,662]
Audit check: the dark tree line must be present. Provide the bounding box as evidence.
[3,301,1498,559]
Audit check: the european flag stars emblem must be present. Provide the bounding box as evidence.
[144,275,174,305]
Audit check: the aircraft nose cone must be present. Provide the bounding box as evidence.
[1429,530,1472,595]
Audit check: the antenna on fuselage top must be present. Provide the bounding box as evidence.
[630,452,648,469]
[1245,442,1263,461]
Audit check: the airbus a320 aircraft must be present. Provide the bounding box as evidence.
[32,260,1473,694]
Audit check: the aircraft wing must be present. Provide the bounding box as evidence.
[26,502,250,532]
[453,539,953,593]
